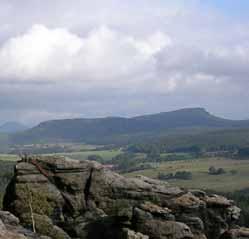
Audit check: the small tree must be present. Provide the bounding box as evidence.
[87,155,104,163]
[209,166,217,175]
[217,168,226,175]
[208,166,226,175]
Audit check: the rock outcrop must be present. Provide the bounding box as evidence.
[2,155,249,239]
[0,210,48,239]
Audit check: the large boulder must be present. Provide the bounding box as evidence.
[3,155,248,239]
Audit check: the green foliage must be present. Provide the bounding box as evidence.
[126,128,249,157]
[111,153,138,172]
[87,154,104,163]
[22,214,66,239]
[208,166,226,175]
[158,171,192,180]
[174,171,193,180]
[17,184,54,216]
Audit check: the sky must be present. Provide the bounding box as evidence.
[1,0,249,125]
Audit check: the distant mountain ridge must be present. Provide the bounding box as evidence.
[11,108,249,145]
[0,122,28,134]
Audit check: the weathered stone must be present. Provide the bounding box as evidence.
[0,219,6,231]
[121,228,149,239]
[227,206,241,221]
[3,155,249,239]
[220,227,249,239]
[135,219,194,239]
[170,193,203,211]
[204,195,232,207]
[138,202,175,220]
[0,212,48,239]
[0,211,20,226]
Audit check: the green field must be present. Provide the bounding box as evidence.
[0,154,19,161]
[53,149,122,161]
[125,158,249,192]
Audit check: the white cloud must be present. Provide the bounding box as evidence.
[0,25,171,86]
[0,25,83,80]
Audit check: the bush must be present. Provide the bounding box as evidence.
[158,172,174,180]
[208,166,226,175]
[158,171,192,180]
[87,155,104,163]
[111,153,139,172]
[217,168,226,174]
[175,171,193,180]
[208,166,216,175]
[17,184,54,216]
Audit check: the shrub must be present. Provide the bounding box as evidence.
[17,184,54,217]
[175,171,193,180]
[158,171,192,180]
[158,172,174,180]
[87,155,104,163]
[208,166,226,175]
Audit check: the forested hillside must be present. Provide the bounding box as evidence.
[11,108,249,145]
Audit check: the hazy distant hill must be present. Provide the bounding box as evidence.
[11,108,249,145]
[0,122,28,134]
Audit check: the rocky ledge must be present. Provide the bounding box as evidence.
[2,155,249,239]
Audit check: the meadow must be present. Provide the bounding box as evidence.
[52,149,122,161]
[125,158,249,192]
[0,154,19,161]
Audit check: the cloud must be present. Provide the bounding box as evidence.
[0,25,83,80]
[0,0,249,124]
[0,25,170,85]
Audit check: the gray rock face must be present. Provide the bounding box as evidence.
[2,155,248,239]
[0,210,48,239]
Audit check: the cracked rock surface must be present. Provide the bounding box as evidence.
[2,155,249,239]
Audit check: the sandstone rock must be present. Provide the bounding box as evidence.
[0,211,20,226]
[170,193,203,211]
[3,155,249,239]
[0,211,49,239]
[220,227,249,238]
[20,213,70,239]
[135,219,194,239]
[204,195,233,207]
[0,219,6,232]
[121,228,149,239]
[138,201,174,220]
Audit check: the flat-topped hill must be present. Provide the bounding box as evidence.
[11,108,249,145]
